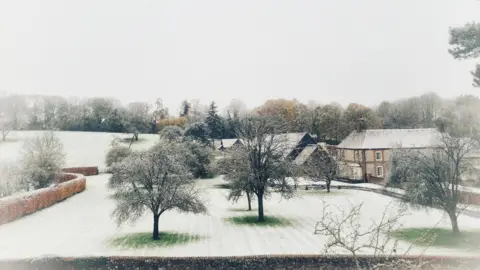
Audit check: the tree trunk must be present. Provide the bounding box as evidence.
[152,214,160,240]
[448,211,460,234]
[326,179,331,193]
[246,191,252,211]
[257,193,265,222]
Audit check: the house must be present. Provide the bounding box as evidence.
[462,146,480,185]
[335,128,442,183]
[222,132,317,161]
[293,144,319,166]
[277,132,317,160]
[213,138,244,151]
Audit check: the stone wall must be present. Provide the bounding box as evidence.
[0,255,478,270]
[0,173,86,225]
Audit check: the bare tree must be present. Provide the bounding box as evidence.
[109,141,207,240]
[388,134,480,234]
[216,147,254,211]
[222,116,297,221]
[301,147,338,193]
[124,102,152,142]
[0,162,23,198]
[314,201,430,270]
[19,131,65,189]
[0,94,27,141]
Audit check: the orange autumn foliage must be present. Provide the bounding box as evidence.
[156,117,188,131]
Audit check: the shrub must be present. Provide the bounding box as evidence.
[105,146,132,168]
[159,125,184,141]
[182,139,214,178]
[19,131,65,190]
[0,162,24,198]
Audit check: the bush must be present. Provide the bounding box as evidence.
[159,125,184,141]
[19,131,65,190]
[182,139,214,179]
[105,146,132,168]
[0,162,24,198]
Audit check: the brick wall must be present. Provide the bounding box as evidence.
[460,191,480,205]
[0,255,478,270]
[62,167,99,176]
[0,173,86,225]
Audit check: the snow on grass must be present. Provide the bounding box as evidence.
[0,174,480,259]
[108,232,203,249]
[0,131,159,171]
[392,228,480,250]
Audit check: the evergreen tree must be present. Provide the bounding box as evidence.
[180,100,191,117]
[205,102,224,142]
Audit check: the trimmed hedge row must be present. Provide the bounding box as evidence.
[62,167,99,176]
[0,255,479,270]
[0,173,86,225]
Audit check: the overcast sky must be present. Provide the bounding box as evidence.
[1,0,479,112]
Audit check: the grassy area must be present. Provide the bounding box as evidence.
[213,183,231,189]
[298,189,342,196]
[225,215,292,227]
[109,232,201,249]
[119,136,148,144]
[228,207,255,212]
[391,228,480,250]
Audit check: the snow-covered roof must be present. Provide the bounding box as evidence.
[293,144,318,165]
[213,139,242,149]
[337,128,442,150]
[273,132,310,157]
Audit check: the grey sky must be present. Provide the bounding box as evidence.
[1,0,479,112]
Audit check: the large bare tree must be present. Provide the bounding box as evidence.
[389,133,480,234]
[222,116,297,222]
[109,141,207,240]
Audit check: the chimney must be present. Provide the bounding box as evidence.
[356,117,366,133]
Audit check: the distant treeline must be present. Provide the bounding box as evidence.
[1,92,479,143]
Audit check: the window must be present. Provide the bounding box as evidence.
[355,151,360,161]
[376,166,384,177]
[375,151,382,161]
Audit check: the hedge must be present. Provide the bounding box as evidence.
[0,255,478,270]
[62,167,99,176]
[0,173,86,225]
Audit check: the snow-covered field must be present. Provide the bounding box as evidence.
[1,131,480,259]
[0,131,159,171]
[0,175,479,259]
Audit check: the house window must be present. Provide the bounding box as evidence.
[375,151,382,161]
[376,166,384,177]
[355,151,360,161]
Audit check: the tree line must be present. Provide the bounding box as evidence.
[1,92,480,144]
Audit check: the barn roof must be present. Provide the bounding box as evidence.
[293,144,318,165]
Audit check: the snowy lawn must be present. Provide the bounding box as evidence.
[392,228,480,250]
[0,131,159,171]
[1,175,480,259]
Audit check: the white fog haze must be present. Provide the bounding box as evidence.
[1,1,480,269]
[1,0,480,109]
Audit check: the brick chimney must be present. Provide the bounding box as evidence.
[356,117,366,133]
